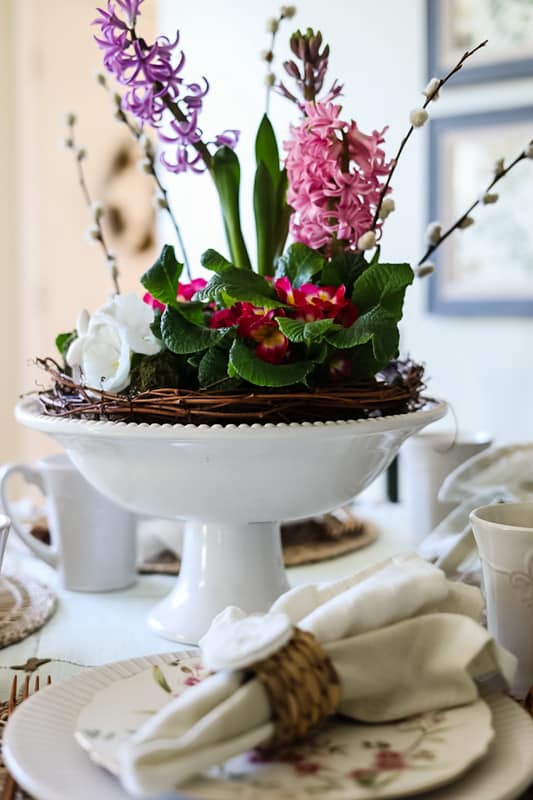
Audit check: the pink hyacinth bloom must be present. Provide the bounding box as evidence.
[284,101,391,253]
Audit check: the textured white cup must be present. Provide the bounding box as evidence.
[470,502,533,698]
[0,514,10,572]
[0,455,137,592]
[401,431,492,543]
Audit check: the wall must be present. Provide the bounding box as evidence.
[0,0,156,463]
[159,0,533,444]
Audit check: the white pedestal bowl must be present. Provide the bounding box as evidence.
[16,398,446,643]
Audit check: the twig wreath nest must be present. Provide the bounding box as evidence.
[36,357,426,425]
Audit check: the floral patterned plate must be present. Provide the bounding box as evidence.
[74,651,494,799]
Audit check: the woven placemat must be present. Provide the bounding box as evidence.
[0,575,57,649]
[138,510,378,575]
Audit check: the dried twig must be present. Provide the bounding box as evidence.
[371,40,488,230]
[418,142,533,266]
[36,358,426,426]
[64,115,121,295]
[98,77,192,280]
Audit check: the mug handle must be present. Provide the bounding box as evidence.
[0,463,59,567]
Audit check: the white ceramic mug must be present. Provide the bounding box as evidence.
[0,514,10,572]
[401,431,492,543]
[470,502,533,698]
[0,455,137,592]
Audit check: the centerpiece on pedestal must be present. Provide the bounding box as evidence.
[17,0,532,641]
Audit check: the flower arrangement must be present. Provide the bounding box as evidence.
[39,0,533,424]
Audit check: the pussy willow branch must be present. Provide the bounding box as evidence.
[101,80,192,280]
[417,143,532,265]
[66,118,121,294]
[370,39,488,230]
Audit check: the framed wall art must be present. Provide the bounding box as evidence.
[427,0,533,83]
[428,106,533,315]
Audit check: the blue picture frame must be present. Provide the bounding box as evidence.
[427,0,533,85]
[428,106,533,315]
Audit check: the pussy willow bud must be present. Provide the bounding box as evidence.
[526,142,533,159]
[266,17,279,33]
[96,73,107,87]
[265,73,276,87]
[426,221,442,245]
[90,201,104,222]
[410,108,429,128]
[378,197,395,220]
[261,49,274,63]
[152,194,169,210]
[458,216,474,230]
[416,264,435,278]
[280,5,297,18]
[138,158,153,174]
[358,231,377,251]
[494,157,505,177]
[77,148,87,161]
[423,77,440,101]
[65,112,77,126]
[482,193,499,205]
[85,225,101,243]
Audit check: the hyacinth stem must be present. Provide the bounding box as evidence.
[66,118,121,295]
[418,144,532,266]
[100,84,193,281]
[370,39,488,231]
[161,89,251,269]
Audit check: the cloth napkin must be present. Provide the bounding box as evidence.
[119,553,515,797]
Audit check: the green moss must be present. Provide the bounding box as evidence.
[129,350,182,393]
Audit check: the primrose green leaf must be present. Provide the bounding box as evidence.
[140,245,183,307]
[321,252,367,292]
[326,307,399,370]
[277,317,338,343]
[200,249,234,274]
[275,243,325,288]
[161,306,222,355]
[229,340,314,387]
[196,267,282,309]
[352,262,413,319]
[198,346,237,388]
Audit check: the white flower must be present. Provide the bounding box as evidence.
[423,78,440,101]
[66,293,161,393]
[410,108,429,128]
[357,230,377,251]
[378,197,395,220]
[425,221,442,245]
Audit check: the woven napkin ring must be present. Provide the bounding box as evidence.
[248,627,341,749]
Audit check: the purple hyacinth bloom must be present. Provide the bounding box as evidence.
[160,116,205,173]
[93,0,239,174]
[214,129,240,149]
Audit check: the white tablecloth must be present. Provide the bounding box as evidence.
[0,503,412,698]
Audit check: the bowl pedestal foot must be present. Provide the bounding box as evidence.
[147,520,290,644]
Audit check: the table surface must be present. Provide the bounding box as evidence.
[1,502,532,799]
